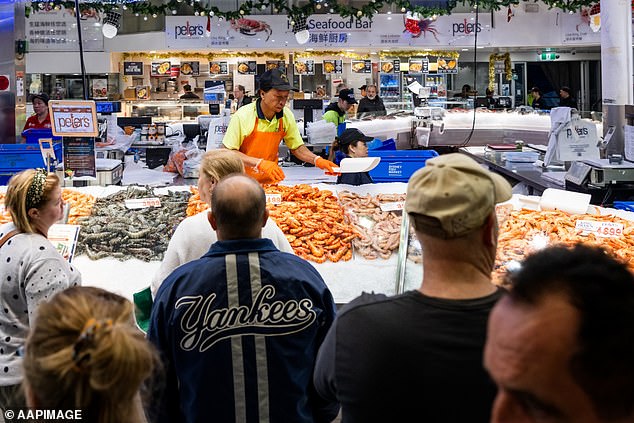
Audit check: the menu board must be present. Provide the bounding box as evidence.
[237,61,257,75]
[151,61,171,77]
[91,79,107,99]
[323,60,343,74]
[437,57,458,74]
[62,137,96,178]
[180,61,200,76]
[408,58,428,74]
[49,100,98,137]
[294,60,314,75]
[209,61,229,75]
[136,86,149,100]
[394,59,401,72]
[266,60,286,73]
[380,61,395,73]
[123,61,143,76]
[351,60,372,73]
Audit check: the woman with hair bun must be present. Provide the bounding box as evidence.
[0,168,81,409]
[23,286,159,423]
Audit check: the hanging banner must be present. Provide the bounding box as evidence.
[266,61,286,73]
[237,61,257,75]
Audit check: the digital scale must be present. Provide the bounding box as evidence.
[565,158,634,204]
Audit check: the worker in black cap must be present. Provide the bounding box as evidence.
[23,93,51,134]
[323,88,356,140]
[329,128,374,186]
[223,69,338,184]
[359,85,367,98]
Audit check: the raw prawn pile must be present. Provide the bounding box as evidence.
[494,209,634,285]
[338,192,405,260]
[76,186,190,261]
[265,184,358,263]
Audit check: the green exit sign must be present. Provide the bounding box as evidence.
[540,52,557,61]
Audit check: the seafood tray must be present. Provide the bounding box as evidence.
[494,208,634,286]
[76,186,190,262]
[338,191,405,260]
[265,184,358,263]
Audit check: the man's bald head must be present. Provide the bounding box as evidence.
[211,174,267,240]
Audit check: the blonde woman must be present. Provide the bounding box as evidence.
[0,169,81,408]
[150,150,292,296]
[23,286,159,423]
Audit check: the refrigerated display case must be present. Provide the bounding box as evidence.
[379,73,401,104]
[403,73,448,108]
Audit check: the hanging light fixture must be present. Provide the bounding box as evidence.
[102,11,121,39]
[292,14,309,45]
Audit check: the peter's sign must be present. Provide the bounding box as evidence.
[49,100,98,137]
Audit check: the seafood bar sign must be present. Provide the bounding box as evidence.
[165,14,491,49]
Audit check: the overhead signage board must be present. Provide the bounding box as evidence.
[49,100,98,137]
[26,6,103,52]
[165,14,491,49]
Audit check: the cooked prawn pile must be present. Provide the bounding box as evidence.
[186,187,208,216]
[494,209,634,285]
[0,189,96,225]
[265,184,358,263]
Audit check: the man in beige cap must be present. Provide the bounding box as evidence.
[313,153,511,423]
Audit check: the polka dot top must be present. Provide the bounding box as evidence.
[0,222,82,386]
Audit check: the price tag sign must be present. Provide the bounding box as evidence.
[379,201,405,212]
[125,198,162,209]
[575,220,624,238]
[266,193,282,205]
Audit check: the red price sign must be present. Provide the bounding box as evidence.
[575,220,624,238]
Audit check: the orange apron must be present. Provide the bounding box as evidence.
[240,116,286,184]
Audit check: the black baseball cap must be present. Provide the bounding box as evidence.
[359,85,367,91]
[338,128,373,147]
[31,93,49,105]
[259,69,298,91]
[338,88,357,104]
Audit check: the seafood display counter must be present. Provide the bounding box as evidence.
[3,180,634,305]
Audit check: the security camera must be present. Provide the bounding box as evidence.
[571,50,576,55]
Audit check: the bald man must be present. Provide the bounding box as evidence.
[149,174,338,423]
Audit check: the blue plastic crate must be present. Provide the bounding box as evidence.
[21,128,62,144]
[368,149,439,182]
[369,138,397,151]
[0,143,63,185]
[613,201,634,212]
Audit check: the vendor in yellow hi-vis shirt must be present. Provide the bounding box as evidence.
[222,69,339,184]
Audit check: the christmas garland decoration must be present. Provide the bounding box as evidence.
[488,52,512,91]
[26,1,602,21]
[122,51,286,60]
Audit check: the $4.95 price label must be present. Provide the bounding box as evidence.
[575,220,624,238]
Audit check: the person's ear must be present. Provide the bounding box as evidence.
[482,213,497,247]
[27,208,39,221]
[24,380,39,408]
[208,210,218,231]
[262,209,269,228]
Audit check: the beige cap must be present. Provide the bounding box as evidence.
[405,153,512,238]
